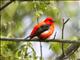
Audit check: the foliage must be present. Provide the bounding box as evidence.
[0,1,80,60]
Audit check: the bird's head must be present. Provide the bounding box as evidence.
[44,17,55,25]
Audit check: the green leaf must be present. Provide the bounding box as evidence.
[4,1,18,18]
[49,42,62,54]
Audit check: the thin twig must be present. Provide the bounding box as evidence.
[64,44,79,59]
[64,18,70,25]
[53,32,57,39]
[36,5,42,59]
[0,0,14,11]
[56,44,80,60]
[37,18,42,60]
[56,18,80,60]
[0,38,80,44]
[61,18,70,56]
[61,18,65,56]
[40,41,42,60]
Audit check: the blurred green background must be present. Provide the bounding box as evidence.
[0,1,80,60]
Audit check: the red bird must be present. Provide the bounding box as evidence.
[26,17,55,40]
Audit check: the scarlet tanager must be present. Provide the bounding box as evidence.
[26,17,55,40]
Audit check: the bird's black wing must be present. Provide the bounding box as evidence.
[35,24,50,36]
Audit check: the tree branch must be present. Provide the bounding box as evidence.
[64,18,70,25]
[61,18,70,56]
[61,18,65,56]
[55,18,80,60]
[53,32,57,39]
[0,38,80,44]
[56,44,80,60]
[40,41,42,60]
[0,0,14,11]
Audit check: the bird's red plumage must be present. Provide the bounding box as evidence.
[30,17,55,39]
